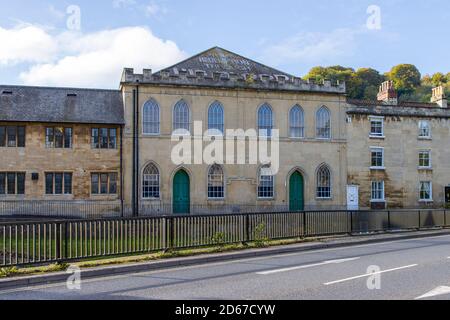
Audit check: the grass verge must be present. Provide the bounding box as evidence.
[0,237,319,279]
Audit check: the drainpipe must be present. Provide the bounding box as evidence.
[135,85,140,217]
[132,88,137,216]
[120,124,124,217]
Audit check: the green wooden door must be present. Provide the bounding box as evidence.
[289,172,304,211]
[173,170,190,215]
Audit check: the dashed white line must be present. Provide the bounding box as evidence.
[324,264,419,286]
[257,257,360,275]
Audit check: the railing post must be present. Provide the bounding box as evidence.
[245,213,250,243]
[444,209,447,228]
[418,210,421,231]
[303,211,307,238]
[63,221,69,261]
[349,211,353,235]
[169,217,175,250]
[387,210,391,231]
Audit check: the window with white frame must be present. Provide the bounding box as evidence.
[419,150,432,168]
[290,105,305,138]
[371,181,385,202]
[142,163,160,199]
[258,165,274,198]
[370,117,384,137]
[143,99,160,135]
[258,104,273,137]
[316,106,331,139]
[173,100,190,134]
[419,181,432,201]
[208,101,224,135]
[316,165,332,199]
[418,120,431,139]
[208,165,224,199]
[371,148,384,168]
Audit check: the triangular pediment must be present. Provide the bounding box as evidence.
[156,47,293,78]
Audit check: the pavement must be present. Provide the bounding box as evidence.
[1,230,450,300]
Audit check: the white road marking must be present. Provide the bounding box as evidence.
[324,264,418,286]
[1,234,448,295]
[415,286,450,300]
[256,257,360,275]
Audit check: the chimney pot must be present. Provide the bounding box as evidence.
[377,80,398,105]
[431,85,447,108]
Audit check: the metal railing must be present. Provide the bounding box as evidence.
[0,201,123,220]
[0,200,347,219]
[0,209,448,267]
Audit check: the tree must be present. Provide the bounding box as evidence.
[303,66,355,84]
[354,68,385,100]
[387,64,421,95]
[431,72,446,86]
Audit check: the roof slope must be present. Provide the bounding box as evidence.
[156,46,294,78]
[121,47,346,94]
[347,99,450,118]
[0,85,124,124]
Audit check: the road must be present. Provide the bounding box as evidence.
[1,234,450,300]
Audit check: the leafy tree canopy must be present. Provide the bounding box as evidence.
[303,63,447,102]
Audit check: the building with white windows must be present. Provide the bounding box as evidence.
[1,47,449,216]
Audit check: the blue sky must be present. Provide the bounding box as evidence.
[1,0,449,88]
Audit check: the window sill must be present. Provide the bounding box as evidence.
[370,167,386,170]
[419,200,434,203]
[316,137,332,141]
[207,198,225,201]
[142,133,161,137]
[369,135,385,139]
[418,137,432,140]
[316,197,332,201]
[257,198,275,201]
[91,194,119,197]
[418,167,433,170]
[370,199,386,203]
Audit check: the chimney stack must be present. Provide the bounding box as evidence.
[431,86,447,108]
[377,80,398,105]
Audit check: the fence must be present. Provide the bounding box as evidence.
[1,209,448,267]
[0,200,347,219]
[0,201,123,220]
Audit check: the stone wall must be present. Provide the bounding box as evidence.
[0,122,122,201]
[121,84,348,209]
[347,114,450,208]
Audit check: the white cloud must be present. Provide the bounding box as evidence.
[0,24,58,65]
[18,26,186,88]
[260,28,362,66]
[145,3,161,16]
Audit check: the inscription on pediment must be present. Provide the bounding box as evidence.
[198,54,252,72]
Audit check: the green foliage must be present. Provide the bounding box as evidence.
[253,223,269,248]
[431,72,447,86]
[0,267,19,278]
[386,64,421,95]
[304,63,447,102]
[304,65,384,100]
[211,232,226,246]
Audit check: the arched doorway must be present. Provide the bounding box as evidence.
[173,169,190,215]
[289,171,304,211]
